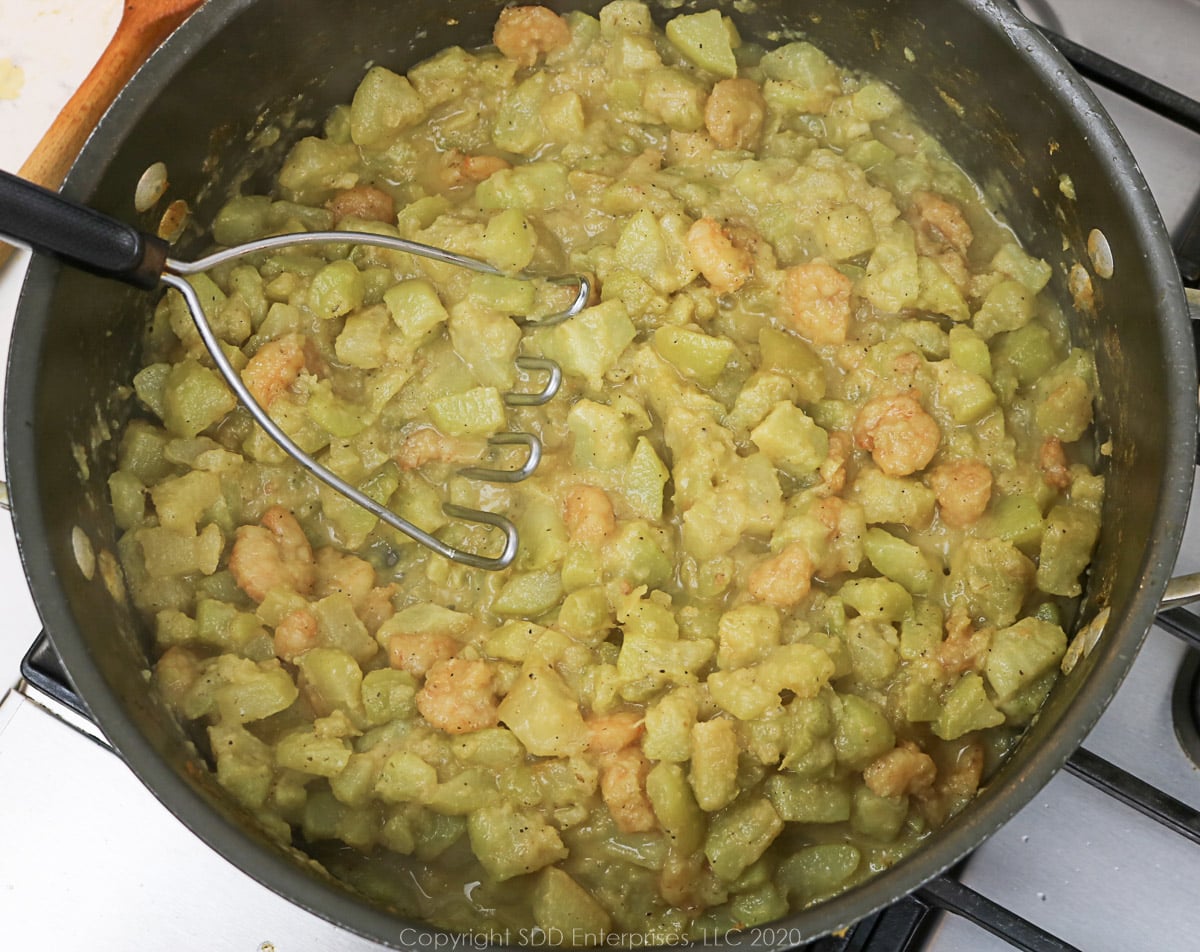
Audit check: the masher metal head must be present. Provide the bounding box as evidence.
[0,169,590,570]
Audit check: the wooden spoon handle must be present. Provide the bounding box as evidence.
[1,1,201,269]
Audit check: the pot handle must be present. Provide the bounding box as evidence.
[0,169,168,290]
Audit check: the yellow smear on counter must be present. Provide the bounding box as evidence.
[0,58,25,100]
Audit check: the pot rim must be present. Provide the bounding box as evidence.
[4,0,1196,947]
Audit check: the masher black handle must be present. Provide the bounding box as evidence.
[0,169,168,289]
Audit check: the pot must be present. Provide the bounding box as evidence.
[4,0,1196,947]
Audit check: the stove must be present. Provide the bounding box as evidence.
[2,2,1200,950]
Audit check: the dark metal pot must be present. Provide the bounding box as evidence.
[4,0,1196,947]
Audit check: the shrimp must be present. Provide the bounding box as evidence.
[314,547,377,607]
[242,334,306,409]
[908,190,973,257]
[388,631,460,679]
[1039,436,1072,490]
[358,583,399,635]
[563,485,616,545]
[439,150,512,189]
[685,218,754,294]
[916,741,984,827]
[928,459,993,528]
[782,260,854,345]
[818,431,853,494]
[938,600,992,676]
[747,542,814,609]
[416,658,500,734]
[853,390,941,477]
[704,78,766,152]
[493,5,572,67]
[274,607,319,663]
[325,185,395,226]
[586,711,644,754]
[395,427,480,471]
[599,746,658,834]
[863,741,938,799]
[228,506,316,602]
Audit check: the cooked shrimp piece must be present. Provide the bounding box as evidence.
[928,459,993,528]
[586,711,644,754]
[909,190,973,256]
[783,260,854,345]
[704,78,767,151]
[817,431,853,494]
[493,5,572,67]
[388,631,460,679]
[938,601,991,676]
[864,741,938,799]
[853,390,941,477]
[358,584,398,634]
[326,185,395,226]
[930,248,970,292]
[686,218,754,294]
[747,542,815,609]
[229,506,316,602]
[439,150,512,189]
[416,658,500,734]
[242,334,306,409]
[1039,436,1072,490]
[274,607,319,663]
[917,741,984,826]
[599,747,658,834]
[395,427,480,470]
[314,548,376,607]
[563,485,616,545]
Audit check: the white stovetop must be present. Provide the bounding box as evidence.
[3,2,1200,951]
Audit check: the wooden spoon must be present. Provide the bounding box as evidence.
[0,0,203,267]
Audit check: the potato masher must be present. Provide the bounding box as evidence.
[0,169,591,570]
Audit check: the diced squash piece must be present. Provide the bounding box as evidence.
[985,616,1067,702]
[467,804,568,881]
[309,260,365,320]
[1036,504,1101,597]
[759,327,826,404]
[689,718,740,812]
[351,66,427,148]
[863,528,937,595]
[653,325,736,388]
[765,775,852,824]
[428,386,507,437]
[384,278,449,346]
[848,468,937,527]
[933,672,1005,740]
[492,570,564,617]
[778,844,861,903]
[704,798,784,881]
[833,695,895,770]
[498,663,588,757]
[665,10,738,78]
[533,867,613,939]
[536,300,636,390]
[275,730,351,778]
[973,279,1035,338]
[839,577,913,624]
[567,398,635,470]
[949,537,1035,628]
[163,360,236,438]
[750,402,829,477]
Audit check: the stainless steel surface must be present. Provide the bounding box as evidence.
[2,0,1200,948]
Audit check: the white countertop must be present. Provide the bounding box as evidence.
[0,0,123,684]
